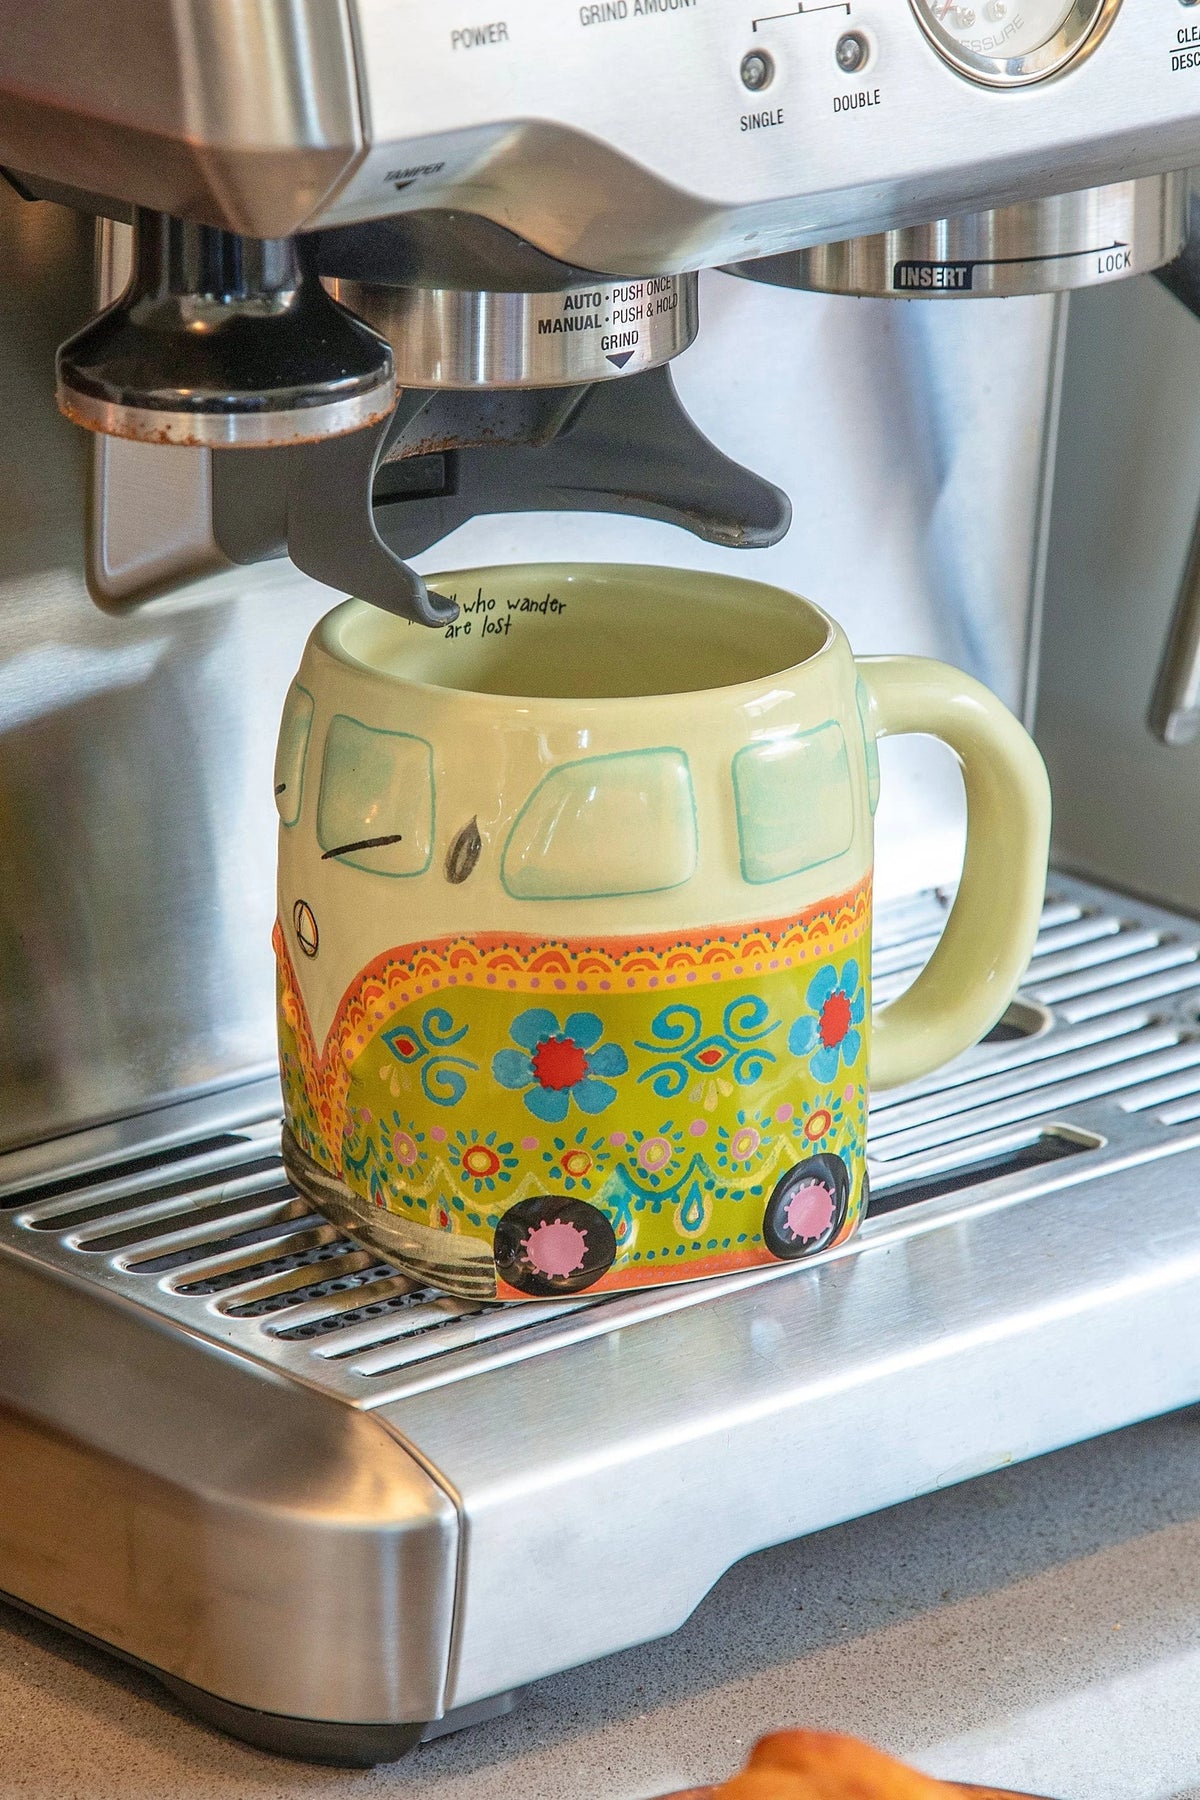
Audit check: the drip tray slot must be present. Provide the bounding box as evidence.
[869,1125,1099,1215]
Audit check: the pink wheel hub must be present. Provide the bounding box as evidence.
[783,1180,835,1243]
[522,1218,589,1278]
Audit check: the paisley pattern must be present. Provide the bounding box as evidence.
[635,995,781,1098]
[381,1008,477,1106]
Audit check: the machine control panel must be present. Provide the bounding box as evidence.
[332,0,1189,271]
[910,0,1117,85]
[0,0,1192,262]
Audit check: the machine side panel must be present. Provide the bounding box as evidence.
[0,1252,458,1725]
[1037,272,1200,916]
[380,1149,1200,1706]
[0,0,364,237]
[0,186,339,1152]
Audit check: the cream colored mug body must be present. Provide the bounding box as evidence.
[274,565,1050,1301]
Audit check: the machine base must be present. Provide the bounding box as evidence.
[0,1589,519,1766]
[5,875,1200,1763]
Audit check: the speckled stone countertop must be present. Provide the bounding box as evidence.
[2,1407,1199,1800]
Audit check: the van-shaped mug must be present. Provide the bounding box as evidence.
[274,564,1050,1301]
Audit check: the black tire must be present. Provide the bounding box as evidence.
[763,1152,850,1261]
[494,1195,618,1298]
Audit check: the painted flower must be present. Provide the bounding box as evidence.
[788,960,866,1082]
[493,1008,628,1123]
[388,1118,428,1173]
[637,1135,674,1174]
[542,1128,612,1194]
[448,1128,519,1194]
[798,1090,845,1149]
[625,1122,687,1190]
[392,1130,420,1167]
[343,1103,374,1140]
[714,1109,766,1173]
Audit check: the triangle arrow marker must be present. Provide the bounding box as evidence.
[605,351,635,369]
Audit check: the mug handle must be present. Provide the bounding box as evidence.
[856,656,1052,1091]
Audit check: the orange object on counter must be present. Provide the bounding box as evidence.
[717,1732,960,1800]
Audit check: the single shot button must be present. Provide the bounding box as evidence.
[741,49,775,88]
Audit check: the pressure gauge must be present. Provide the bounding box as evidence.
[910,0,1117,85]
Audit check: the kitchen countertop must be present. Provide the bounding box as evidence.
[2,1406,1199,1800]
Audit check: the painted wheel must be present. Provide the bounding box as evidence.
[763,1152,850,1261]
[493,1196,618,1298]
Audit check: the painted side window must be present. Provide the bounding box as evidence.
[503,749,697,901]
[273,684,314,828]
[316,714,434,876]
[856,677,881,816]
[733,722,854,885]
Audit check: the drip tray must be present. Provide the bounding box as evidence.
[4,871,1200,1765]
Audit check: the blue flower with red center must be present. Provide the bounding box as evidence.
[493,1008,629,1123]
[788,960,866,1082]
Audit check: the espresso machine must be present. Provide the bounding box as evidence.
[4,0,1200,1768]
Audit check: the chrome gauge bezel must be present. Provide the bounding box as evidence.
[909,0,1120,87]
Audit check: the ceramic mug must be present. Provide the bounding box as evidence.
[274,564,1050,1302]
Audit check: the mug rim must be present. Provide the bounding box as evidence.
[313,562,842,710]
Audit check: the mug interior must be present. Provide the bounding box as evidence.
[332,565,832,701]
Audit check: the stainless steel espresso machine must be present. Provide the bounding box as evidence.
[4,0,1200,1768]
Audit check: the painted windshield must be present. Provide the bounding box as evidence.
[503,749,697,900]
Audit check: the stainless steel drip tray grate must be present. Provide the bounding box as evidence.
[4,871,1200,1413]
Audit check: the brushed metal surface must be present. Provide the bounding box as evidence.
[331,0,1200,269]
[733,178,1186,301]
[3,876,1200,1727]
[87,221,231,607]
[0,0,1195,266]
[909,0,1117,87]
[0,184,337,1149]
[1149,544,1200,746]
[0,0,364,238]
[9,872,1199,1415]
[1036,269,1200,910]
[1147,477,1200,746]
[0,1243,458,1725]
[329,276,699,389]
[65,378,398,450]
[427,1121,1200,1707]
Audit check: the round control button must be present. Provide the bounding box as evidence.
[740,49,775,89]
[835,30,870,69]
